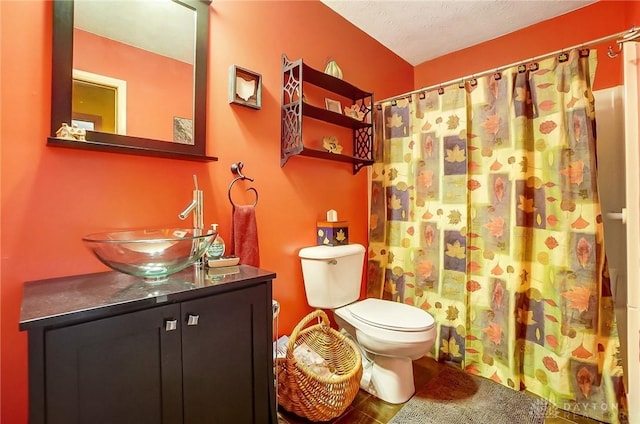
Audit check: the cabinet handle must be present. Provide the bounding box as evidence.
[165,319,178,331]
[186,314,199,326]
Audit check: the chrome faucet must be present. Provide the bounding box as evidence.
[179,174,204,233]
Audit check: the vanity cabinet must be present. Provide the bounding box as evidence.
[280,54,374,174]
[20,266,276,424]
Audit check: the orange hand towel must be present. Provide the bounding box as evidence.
[231,205,260,267]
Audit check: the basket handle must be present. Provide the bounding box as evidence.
[286,309,330,354]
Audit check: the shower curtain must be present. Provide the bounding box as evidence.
[368,49,627,423]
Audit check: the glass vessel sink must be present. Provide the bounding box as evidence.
[82,228,217,281]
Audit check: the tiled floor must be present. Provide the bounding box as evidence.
[277,356,608,424]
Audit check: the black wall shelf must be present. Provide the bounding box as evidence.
[280,55,373,174]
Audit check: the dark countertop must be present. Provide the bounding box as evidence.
[20,265,276,331]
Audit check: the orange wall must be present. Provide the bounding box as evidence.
[0,1,412,421]
[1,0,636,422]
[413,1,631,92]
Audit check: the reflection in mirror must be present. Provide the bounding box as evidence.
[73,0,195,144]
[49,0,216,161]
[72,69,125,134]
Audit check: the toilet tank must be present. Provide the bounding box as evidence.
[299,244,365,309]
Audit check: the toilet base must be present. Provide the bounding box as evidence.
[360,354,415,404]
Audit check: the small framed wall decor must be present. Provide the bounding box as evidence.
[229,65,262,109]
[173,116,193,144]
[325,98,342,114]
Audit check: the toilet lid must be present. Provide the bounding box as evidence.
[348,298,434,331]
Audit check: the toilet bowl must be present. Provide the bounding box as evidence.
[334,298,435,403]
[299,244,436,404]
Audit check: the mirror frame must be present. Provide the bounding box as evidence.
[48,0,217,162]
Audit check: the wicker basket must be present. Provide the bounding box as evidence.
[276,309,363,422]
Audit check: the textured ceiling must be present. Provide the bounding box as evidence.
[321,0,596,66]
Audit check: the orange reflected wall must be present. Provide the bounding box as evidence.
[74,29,193,141]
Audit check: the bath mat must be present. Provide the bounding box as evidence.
[389,366,548,424]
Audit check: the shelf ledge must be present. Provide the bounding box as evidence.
[47,137,218,162]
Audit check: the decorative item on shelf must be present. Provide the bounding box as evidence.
[322,136,343,154]
[229,65,262,109]
[55,123,86,141]
[325,98,342,114]
[55,123,72,139]
[71,125,86,141]
[324,58,343,79]
[295,87,307,103]
[343,104,365,121]
[317,209,349,246]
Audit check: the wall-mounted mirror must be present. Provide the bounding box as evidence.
[49,0,216,162]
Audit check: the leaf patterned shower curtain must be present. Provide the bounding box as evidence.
[368,49,627,423]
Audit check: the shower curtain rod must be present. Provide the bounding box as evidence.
[376,26,640,104]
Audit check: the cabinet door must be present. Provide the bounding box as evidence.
[181,284,271,424]
[45,304,183,424]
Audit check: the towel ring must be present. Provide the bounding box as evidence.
[228,162,258,207]
[228,178,258,207]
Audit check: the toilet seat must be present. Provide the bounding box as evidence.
[334,299,436,344]
[347,298,434,331]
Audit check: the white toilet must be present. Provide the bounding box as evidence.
[298,243,436,404]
